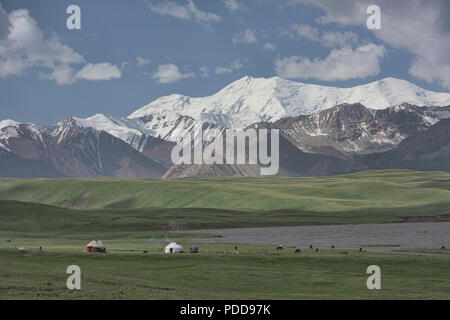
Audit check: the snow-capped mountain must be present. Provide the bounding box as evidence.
[127,111,205,142]
[64,76,450,147]
[0,119,95,178]
[265,103,450,154]
[366,118,450,172]
[165,104,450,178]
[65,112,217,146]
[0,120,23,152]
[2,76,450,178]
[54,114,148,151]
[45,118,167,178]
[128,76,450,129]
[0,120,45,154]
[0,117,167,178]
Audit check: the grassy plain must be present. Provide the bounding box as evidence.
[0,170,449,299]
[1,239,450,300]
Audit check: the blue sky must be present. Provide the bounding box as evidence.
[0,0,449,124]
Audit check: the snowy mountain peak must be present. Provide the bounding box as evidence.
[0,119,22,129]
[0,119,41,137]
[52,76,450,149]
[0,119,44,153]
[128,76,450,129]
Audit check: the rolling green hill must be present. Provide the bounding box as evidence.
[0,170,449,213]
[0,170,449,234]
[3,199,448,236]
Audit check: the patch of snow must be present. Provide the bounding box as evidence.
[0,119,22,129]
[73,114,146,149]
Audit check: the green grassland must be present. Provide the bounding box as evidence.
[0,170,449,232]
[0,170,449,213]
[1,239,450,300]
[1,199,448,236]
[1,170,450,299]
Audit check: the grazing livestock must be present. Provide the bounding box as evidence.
[315,248,319,252]
[309,245,313,249]
[441,246,446,250]
[276,245,283,250]
[295,249,301,254]
[340,251,349,255]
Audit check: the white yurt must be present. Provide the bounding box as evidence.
[85,240,106,253]
[165,242,183,253]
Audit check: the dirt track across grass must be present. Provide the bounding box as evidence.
[186,222,450,252]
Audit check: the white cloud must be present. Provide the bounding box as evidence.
[40,64,76,85]
[0,9,84,81]
[75,63,122,81]
[199,66,209,77]
[215,66,231,75]
[291,24,358,48]
[0,7,121,85]
[321,31,358,48]
[291,0,450,89]
[120,61,130,70]
[215,59,245,75]
[232,29,257,44]
[292,24,320,42]
[409,59,450,89]
[275,44,385,81]
[263,42,276,51]
[136,56,151,67]
[152,64,194,83]
[223,0,247,12]
[148,0,221,24]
